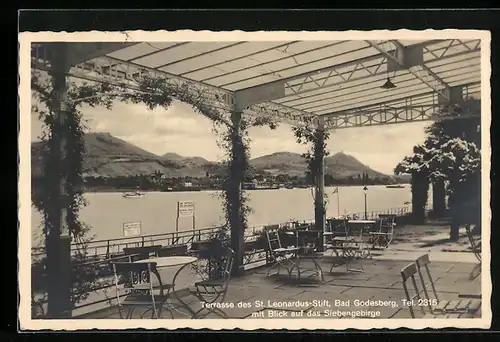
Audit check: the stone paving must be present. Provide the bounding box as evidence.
[79,253,482,320]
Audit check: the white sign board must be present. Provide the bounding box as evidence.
[123,221,142,237]
[177,200,195,218]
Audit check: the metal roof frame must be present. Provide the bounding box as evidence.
[31,39,481,129]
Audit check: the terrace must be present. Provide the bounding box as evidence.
[77,247,481,320]
[30,221,482,320]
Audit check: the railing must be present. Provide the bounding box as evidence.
[31,233,268,318]
[31,206,412,317]
[31,225,269,260]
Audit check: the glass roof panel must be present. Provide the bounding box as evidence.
[106,42,182,61]
[158,41,295,75]
[132,42,239,68]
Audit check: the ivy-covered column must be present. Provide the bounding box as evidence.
[313,118,326,252]
[228,110,246,276]
[46,43,72,318]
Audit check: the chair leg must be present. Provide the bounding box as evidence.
[117,305,125,319]
[127,306,136,319]
[313,259,324,282]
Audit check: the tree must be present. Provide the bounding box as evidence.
[395,99,481,240]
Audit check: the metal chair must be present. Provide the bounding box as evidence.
[329,221,367,273]
[189,248,234,319]
[400,262,427,318]
[265,225,300,278]
[324,218,348,250]
[414,254,481,318]
[415,254,439,314]
[465,224,481,263]
[111,261,172,319]
[369,214,395,249]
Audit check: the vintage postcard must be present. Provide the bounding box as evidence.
[18,29,491,330]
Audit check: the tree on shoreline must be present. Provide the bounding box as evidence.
[395,99,481,240]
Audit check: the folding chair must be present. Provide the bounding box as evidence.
[190,248,234,319]
[415,254,439,314]
[324,219,347,250]
[400,262,427,318]
[328,221,365,273]
[465,224,482,263]
[111,261,172,319]
[414,254,481,318]
[265,225,300,278]
[369,214,395,249]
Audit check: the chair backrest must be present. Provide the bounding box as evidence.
[112,261,161,318]
[265,225,283,251]
[465,224,481,262]
[327,219,347,236]
[223,248,235,281]
[400,262,426,318]
[346,222,365,238]
[379,214,396,233]
[415,254,439,302]
[112,261,158,289]
[215,248,235,295]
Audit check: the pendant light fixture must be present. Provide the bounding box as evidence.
[380,41,397,89]
[380,77,397,89]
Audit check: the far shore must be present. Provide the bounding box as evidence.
[84,183,409,194]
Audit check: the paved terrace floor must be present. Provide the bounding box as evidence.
[78,253,482,320]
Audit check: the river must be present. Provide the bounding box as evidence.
[30,185,428,246]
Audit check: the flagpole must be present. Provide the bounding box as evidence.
[336,187,340,218]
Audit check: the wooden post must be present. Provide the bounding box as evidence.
[46,43,72,318]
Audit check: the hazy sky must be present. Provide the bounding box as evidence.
[30,98,429,174]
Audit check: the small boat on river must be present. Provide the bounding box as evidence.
[122,191,146,198]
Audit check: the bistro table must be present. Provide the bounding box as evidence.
[135,256,198,317]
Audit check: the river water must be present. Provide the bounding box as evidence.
[31,185,428,246]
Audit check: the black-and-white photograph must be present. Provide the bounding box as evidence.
[19,30,490,330]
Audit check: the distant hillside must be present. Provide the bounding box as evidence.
[161,153,213,167]
[31,133,406,182]
[249,151,390,179]
[32,133,181,178]
[250,152,308,177]
[324,152,388,179]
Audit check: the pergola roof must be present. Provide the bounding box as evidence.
[31,39,481,129]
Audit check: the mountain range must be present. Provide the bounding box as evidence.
[31,132,408,182]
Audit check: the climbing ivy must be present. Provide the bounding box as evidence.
[292,124,330,228]
[31,70,121,314]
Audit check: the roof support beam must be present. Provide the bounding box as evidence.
[31,42,140,69]
[323,83,480,130]
[324,103,480,130]
[235,40,478,110]
[31,43,314,127]
[366,40,451,102]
